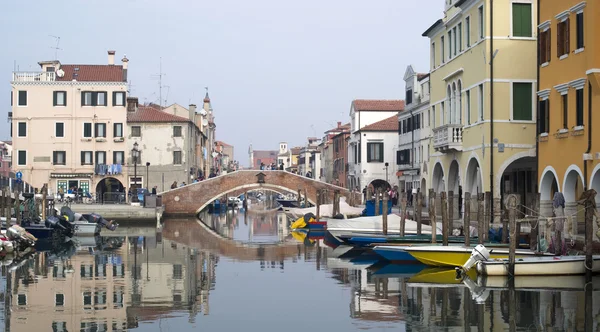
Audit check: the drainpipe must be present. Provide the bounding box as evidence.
[583,82,592,190]
[535,0,540,191]
[489,0,495,221]
[410,110,415,188]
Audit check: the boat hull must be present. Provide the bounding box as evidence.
[405,246,551,267]
[373,246,417,262]
[276,200,299,208]
[73,222,101,236]
[477,255,600,276]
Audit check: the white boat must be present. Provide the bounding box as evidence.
[476,255,600,276]
[473,274,600,291]
[285,197,364,219]
[326,214,442,239]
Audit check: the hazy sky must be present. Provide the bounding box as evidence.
[1,0,442,166]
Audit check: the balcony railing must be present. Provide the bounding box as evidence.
[433,124,464,152]
[12,71,56,82]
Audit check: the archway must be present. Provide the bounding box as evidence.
[447,160,461,218]
[591,164,600,206]
[563,166,585,225]
[369,179,390,193]
[539,168,559,201]
[499,156,536,214]
[432,162,445,194]
[421,178,427,194]
[96,177,125,203]
[465,158,482,195]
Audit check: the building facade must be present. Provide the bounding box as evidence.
[331,128,350,188]
[277,142,292,169]
[424,0,538,220]
[537,0,600,218]
[398,66,431,195]
[298,137,321,178]
[348,100,404,192]
[11,51,130,196]
[0,141,12,179]
[127,100,203,191]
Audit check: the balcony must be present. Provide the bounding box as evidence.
[12,71,56,82]
[433,124,464,152]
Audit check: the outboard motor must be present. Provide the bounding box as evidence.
[459,244,492,273]
[85,213,119,231]
[45,216,65,230]
[6,225,37,247]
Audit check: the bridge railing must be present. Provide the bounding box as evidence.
[0,176,35,195]
[102,192,127,204]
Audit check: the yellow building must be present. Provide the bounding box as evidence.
[537,0,600,218]
[423,0,538,220]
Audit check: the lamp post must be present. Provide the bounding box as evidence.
[384,162,389,184]
[146,162,150,189]
[132,142,139,203]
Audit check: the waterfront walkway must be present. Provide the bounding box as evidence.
[69,203,162,222]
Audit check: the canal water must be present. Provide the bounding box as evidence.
[0,208,599,331]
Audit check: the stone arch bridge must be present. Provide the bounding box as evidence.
[160,170,350,216]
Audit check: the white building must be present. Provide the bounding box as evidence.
[347,100,404,192]
[397,66,431,195]
[276,142,292,169]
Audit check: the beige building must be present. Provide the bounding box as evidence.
[10,51,130,197]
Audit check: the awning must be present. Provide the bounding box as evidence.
[50,173,93,179]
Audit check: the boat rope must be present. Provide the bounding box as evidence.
[584,260,594,271]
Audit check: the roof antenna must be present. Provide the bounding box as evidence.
[48,35,62,60]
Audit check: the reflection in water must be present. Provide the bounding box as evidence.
[0,210,598,331]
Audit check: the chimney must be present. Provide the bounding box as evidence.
[127,97,138,113]
[337,121,341,128]
[189,104,197,122]
[121,55,129,82]
[108,50,115,65]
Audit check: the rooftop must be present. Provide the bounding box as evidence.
[127,106,190,123]
[352,99,405,112]
[360,115,399,132]
[56,64,124,82]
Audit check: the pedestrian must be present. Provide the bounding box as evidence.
[171,181,177,189]
[151,186,157,195]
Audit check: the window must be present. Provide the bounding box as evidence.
[562,94,568,128]
[458,23,462,52]
[55,294,65,306]
[465,17,471,47]
[53,151,66,165]
[173,264,183,279]
[466,90,471,125]
[557,19,570,57]
[18,91,27,106]
[53,91,66,106]
[396,150,410,165]
[405,89,413,105]
[17,294,26,306]
[478,84,484,120]
[576,88,584,126]
[453,26,457,55]
[478,6,484,39]
[441,36,445,63]
[512,3,532,37]
[432,105,436,127]
[17,122,27,137]
[431,42,436,68]
[17,150,26,166]
[113,151,124,165]
[95,123,106,137]
[81,91,107,106]
[512,83,533,121]
[83,123,92,138]
[95,151,106,165]
[539,29,551,64]
[448,31,452,59]
[576,12,584,49]
[113,91,125,106]
[538,99,550,134]
[83,291,92,306]
[131,126,141,137]
[55,122,64,138]
[173,151,182,165]
[366,142,384,163]
[173,126,182,137]
[81,151,93,165]
[113,123,123,137]
[52,322,67,332]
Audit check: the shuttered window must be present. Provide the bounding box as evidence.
[576,88,584,126]
[512,3,532,37]
[513,83,532,121]
[562,94,568,129]
[557,19,570,57]
[366,142,384,163]
[55,122,64,138]
[538,100,549,134]
[539,29,551,64]
[53,91,67,106]
[576,12,584,49]
[18,91,27,106]
[81,151,93,165]
[83,123,92,138]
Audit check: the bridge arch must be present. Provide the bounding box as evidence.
[160,170,350,216]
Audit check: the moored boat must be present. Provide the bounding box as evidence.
[476,255,600,276]
[326,214,443,239]
[404,245,553,267]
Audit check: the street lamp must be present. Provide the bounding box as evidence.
[146,162,150,189]
[384,162,389,184]
[132,142,139,203]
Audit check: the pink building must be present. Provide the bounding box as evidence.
[0,141,12,179]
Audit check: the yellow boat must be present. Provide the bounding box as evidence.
[408,267,476,285]
[403,246,552,267]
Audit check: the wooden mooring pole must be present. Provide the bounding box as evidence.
[477,193,485,244]
[464,192,471,247]
[382,192,388,235]
[333,190,340,216]
[14,186,21,225]
[297,189,301,207]
[41,184,48,220]
[315,189,321,220]
[578,189,597,280]
[531,193,540,251]
[374,189,381,216]
[506,194,518,277]
[303,189,308,208]
[416,192,422,236]
[399,191,407,237]
[429,189,436,243]
[441,191,449,246]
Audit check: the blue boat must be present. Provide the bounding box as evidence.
[370,263,427,277]
[348,251,382,266]
[373,245,418,262]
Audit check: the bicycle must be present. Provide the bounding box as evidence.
[83,192,97,204]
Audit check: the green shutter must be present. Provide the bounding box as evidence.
[513,83,532,121]
[513,4,532,37]
[53,91,57,106]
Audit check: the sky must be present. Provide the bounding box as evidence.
[1,0,442,167]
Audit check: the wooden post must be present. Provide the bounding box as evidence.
[464,192,471,247]
[303,189,308,208]
[400,191,407,237]
[4,188,10,224]
[243,191,248,209]
[578,189,597,280]
[477,193,485,244]
[429,189,437,243]
[0,188,4,222]
[441,191,449,246]
[382,192,388,235]
[484,191,491,242]
[315,190,321,220]
[415,192,422,236]
[374,189,380,216]
[367,186,373,201]
[531,193,540,251]
[297,189,301,207]
[333,190,340,216]
[506,193,518,277]
[448,190,454,225]
[14,186,21,225]
[502,196,509,244]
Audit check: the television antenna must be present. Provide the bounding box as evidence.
[48,35,62,60]
[150,57,167,107]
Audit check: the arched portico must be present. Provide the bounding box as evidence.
[563,165,585,225]
[539,166,560,218]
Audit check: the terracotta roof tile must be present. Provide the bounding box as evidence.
[352,99,405,112]
[56,64,124,82]
[127,106,190,123]
[417,73,430,81]
[360,115,399,132]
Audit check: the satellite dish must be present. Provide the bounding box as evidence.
[56,69,65,77]
[199,109,208,116]
[202,119,208,127]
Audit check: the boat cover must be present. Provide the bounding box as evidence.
[286,197,364,218]
[327,214,443,235]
